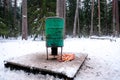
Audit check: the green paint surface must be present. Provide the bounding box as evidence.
[45,17,64,47]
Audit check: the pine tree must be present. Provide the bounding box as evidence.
[82,0,91,36]
[27,0,56,40]
[66,0,76,35]
[22,0,28,40]
[56,0,66,37]
[90,0,94,36]
[13,0,17,32]
[98,0,101,36]
[100,0,108,35]
[107,1,112,35]
[73,0,79,37]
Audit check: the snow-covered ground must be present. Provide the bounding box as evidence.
[0,36,120,80]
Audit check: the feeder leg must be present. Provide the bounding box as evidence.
[46,47,48,60]
[61,47,63,60]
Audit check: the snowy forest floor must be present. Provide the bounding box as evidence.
[0,36,120,80]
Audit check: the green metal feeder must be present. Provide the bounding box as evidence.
[45,17,64,59]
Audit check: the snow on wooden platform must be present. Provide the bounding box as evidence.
[4,53,87,80]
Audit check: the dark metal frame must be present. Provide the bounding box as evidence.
[46,47,62,60]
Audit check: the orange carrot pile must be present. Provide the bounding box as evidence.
[57,54,75,62]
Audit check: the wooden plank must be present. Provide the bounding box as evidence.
[4,53,87,80]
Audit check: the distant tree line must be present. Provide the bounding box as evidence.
[0,0,119,39]
[27,0,56,40]
[66,0,119,37]
[0,0,21,38]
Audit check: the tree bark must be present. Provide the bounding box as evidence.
[98,0,101,36]
[77,0,81,36]
[22,0,28,40]
[105,0,108,35]
[63,0,66,36]
[73,0,79,37]
[13,0,17,29]
[56,0,59,17]
[90,0,94,36]
[112,0,116,36]
[56,0,66,37]
[3,0,9,19]
[115,0,119,36]
[56,0,65,18]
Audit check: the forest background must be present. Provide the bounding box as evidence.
[0,0,120,39]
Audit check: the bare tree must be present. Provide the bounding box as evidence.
[90,0,95,36]
[22,0,28,40]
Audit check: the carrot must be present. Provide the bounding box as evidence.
[57,54,75,62]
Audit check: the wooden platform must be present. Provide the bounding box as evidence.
[4,53,87,80]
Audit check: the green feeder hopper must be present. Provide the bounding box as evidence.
[45,17,64,60]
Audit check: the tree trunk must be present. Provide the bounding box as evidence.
[105,0,108,35]
[22,0,28,40]
[73,0,79,37]
[112,0,116,36]
[98,0,101,36]
[3,0,9,20]
[90,0,94,36]
[56,0,59,17]
[56,0,66,37]
[56,0,65,18]
[63,0,66,36]
[115,0,119,36]
[77,13,80,35]
[77,0,81,36]
[13,0,17,29]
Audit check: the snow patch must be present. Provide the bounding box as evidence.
[0,37,120,80]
